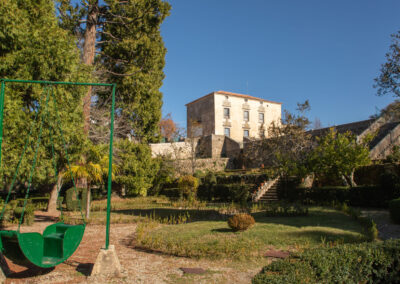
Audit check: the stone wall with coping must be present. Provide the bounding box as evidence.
[172,157,231,175]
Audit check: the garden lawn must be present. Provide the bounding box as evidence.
[135,207,368,260]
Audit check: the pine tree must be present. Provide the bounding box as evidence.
[58,0,171,142]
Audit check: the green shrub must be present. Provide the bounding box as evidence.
[115,140,160,197]
[177,175,199,201]
[197,172,217,201]
[13,205,35,226]
[65,187,87,211]
[253,240,400,284]
[265,203,308,217]
[389,198,400,224]
[227,213,255,232]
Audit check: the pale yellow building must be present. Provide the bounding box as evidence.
[186,91,282,142]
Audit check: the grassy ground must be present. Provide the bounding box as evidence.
[135,207,368,260]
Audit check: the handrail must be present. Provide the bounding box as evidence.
[252,176,280,202]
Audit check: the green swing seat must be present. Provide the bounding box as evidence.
[0,223,85,268]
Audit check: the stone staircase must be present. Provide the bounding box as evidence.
[252,177,281,202]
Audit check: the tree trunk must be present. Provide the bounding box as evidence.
[86,187,91,219]
[343,171,357,188]
[82,0,98,134]
[47,174,63,213]
[81,2,98,218]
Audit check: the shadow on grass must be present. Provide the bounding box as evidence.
[252,209,364,234]
[284,229,365,244]
[211,228,233,233]
[113,208,225,222]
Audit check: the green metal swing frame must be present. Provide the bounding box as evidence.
[0,79,116,268]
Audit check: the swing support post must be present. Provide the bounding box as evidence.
[105,83,116,250]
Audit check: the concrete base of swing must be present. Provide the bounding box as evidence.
[90,245,122,277]
[0,253,11,283]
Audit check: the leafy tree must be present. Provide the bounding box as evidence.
[309,128,372,187]
[159,113,179,142]
[0,0,91,209]
[375,31,400,97]
[374,32,400,121]
[313,117,323,130]
[58,0,171,142]
[63,143,118,218]
[115,139,159,196]
[385,145,400,164]
[244,101,313,177]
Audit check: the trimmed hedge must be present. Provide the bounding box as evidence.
[197,183,252,203]
[253,240,400,284]
[265,203,308,217]
[214,173,269,185]
[279,185,400,208]
[389,198,400,224]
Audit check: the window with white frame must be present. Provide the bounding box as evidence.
[243,130,249,138]
[224,108,230,119]
[224,128,230,137]
[259,112,264,123]
[243,110,249,121]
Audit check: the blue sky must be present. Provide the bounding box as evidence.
[160,0,400,129]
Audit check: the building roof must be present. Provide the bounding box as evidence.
[185,91,282,106]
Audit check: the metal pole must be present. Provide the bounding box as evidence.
[0,80,5,166]
[105,84,116,250]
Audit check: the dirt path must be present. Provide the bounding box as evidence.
[3,213,265,284]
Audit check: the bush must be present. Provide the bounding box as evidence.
[265,203,308,217]
[177,175,199,201]
[65,187,87,211]
[389,198,400,224]
[149,157,175,196]
[13,205,35,226]
[115,140,160,197]
[227,213,255,232]
[253,240,400,284]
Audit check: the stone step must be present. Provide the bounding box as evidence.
[260,198,278,202]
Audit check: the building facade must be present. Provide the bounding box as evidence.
[186,91,282,142]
